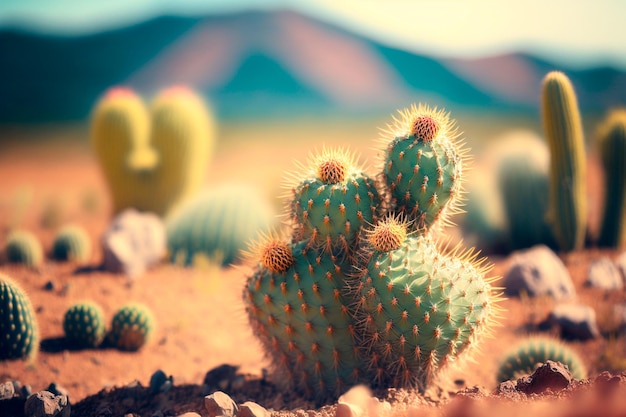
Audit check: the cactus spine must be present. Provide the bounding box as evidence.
[52,225,92,263]
[108,303,155,351]
[596,110,626,247]
[63,301,106,348]
[5,230,43,268]
[380,104,467,234]
[541,71,587,251]
[0,273,39,360]
[497,336,587,382]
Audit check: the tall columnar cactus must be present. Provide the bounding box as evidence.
[497,336,587,382]
[596,109,626,248]
[90,87,156,214]
[380,104,467,234]
[108,303,155,351]
[541,71,587,251]
[354,216,499,389]
[63,301,106,348]
[149,86,216,217]
[52,225,92,263]
[289,148,381,253]
[244,234,364,399]
[5,230,43,269]
[167,183,276,266]
[0,273,39,360]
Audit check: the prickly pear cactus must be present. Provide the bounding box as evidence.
[63,301,106,348]
[354,216,499,389]
[244,235,364,399]
[5,230,43,269]
[497,336,587,382]
[596,109,626,248]
[541,71,587,251]
[0,273,39,360]
[52,225,92,263]
[289,148,381,252]
[380,104,467,234]
[108,303,155,351]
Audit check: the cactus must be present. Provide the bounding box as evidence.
[108,303,155,351]
[541,71,587,251]
[63,301,106,348]
[52,225,92,263]
[596,109,626,248]
[244,234,364,399]
[0,273,39,360]
[90,86,215,217]
[353,216,500,390]
[380,104,467,234]
[166,183,276,267]
[497,336,587,382]
[288,148,381,253]
[5,230,43,268]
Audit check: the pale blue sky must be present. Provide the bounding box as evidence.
[1,0,625,69]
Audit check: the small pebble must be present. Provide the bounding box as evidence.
[205,391,238,417]
[239,401,269,417]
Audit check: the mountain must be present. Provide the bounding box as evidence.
[0,9,624,123]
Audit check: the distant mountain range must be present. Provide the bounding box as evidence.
[0,9,624,123]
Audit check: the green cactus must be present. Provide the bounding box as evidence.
[166,183,276,267]
[381,104,467,234]
[52,225,92,263]
[5,230,43,268]
[108,303,155,351]
[0,273,39,360]
[541,71,587,251]
[289,148,381,253]
[244,235,363,399]
[354,216,500,390]
[63,301,106,348]
[596,109,626,248]
[497,336,587,382]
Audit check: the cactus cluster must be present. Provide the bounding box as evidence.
[90,85,215,218]
[244,104,502,401]
[52,224,92,263]
[107,303,156,351]
[5,230,43,269]
[63,301,106,348]
[0,273,39,361]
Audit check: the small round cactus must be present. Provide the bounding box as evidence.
[52,225,92,263]
[5,230,43,268]
[108,303,156,351]
[497,336,587,382]
[63,301,106,348]
[0,273,39,360]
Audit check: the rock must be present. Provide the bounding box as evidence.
[503,245,575,300]
[45,383,68,397]
[549,303,601,340]
[337,385,373,417]
[586,257,623,290]
[204,391,238,417]
[0,381,15,400]
[149,369,173,394]
[613,303,626,332]
[24,391,70,417]
[521,360,572,394]
[238,401,269,417]
[614,251,626,285]
[204,365,240,391]
[101,209,166,278]
[177,413,201,417]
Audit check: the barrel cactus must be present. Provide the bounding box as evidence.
[0,273,39,360]
[63,301,106,348]
[5,230,43,268]
[596,109,626,248]
[380,104,467,234]
[166,183,276,266]
[541,71,587,251]
[52,224,92,263]
[497,336,587,382]
[108,303,156,351]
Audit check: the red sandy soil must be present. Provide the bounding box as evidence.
[0,128,625,416]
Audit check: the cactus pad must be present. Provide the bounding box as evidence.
[0,273,39,360]
[52,225,92,263]
[108,303,155,351]
[63,301,106,348]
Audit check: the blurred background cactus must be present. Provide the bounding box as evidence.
[108,303,156,351]
[166,183,277,267]
[595,109,626,248]
[63,301,106,348]
[0,273,39,361]
[52,224,92,264]
[541,71,588,252]
[5,230,44,269]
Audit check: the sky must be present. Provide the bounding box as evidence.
[0,0,625,69]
